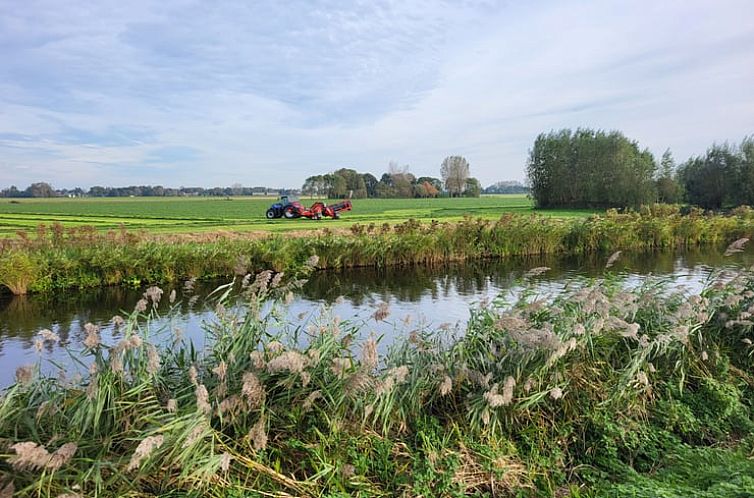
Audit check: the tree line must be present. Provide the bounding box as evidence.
[526,128,754,210]
[302,156,482,198]
[0,184,299,198]
[676,138,754,209]
[3,156,507,200]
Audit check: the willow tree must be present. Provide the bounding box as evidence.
[677,137,754,209]
[526,128,657,209]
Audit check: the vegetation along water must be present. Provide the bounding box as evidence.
[2,203,754,296]
[2,247,754,496]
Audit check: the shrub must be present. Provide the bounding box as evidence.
[0,250,38,295]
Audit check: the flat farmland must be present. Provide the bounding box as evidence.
[0,195,594,236]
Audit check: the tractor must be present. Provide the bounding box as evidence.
[265,195,352,220]
[265,195,305,219]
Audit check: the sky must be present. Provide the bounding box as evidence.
[1,0,753,190]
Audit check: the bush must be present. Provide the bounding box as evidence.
[0,250,38,294]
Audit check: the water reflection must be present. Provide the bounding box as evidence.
[1,246,752,387]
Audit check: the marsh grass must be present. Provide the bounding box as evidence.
[2,254,754,496]
[2,207,754,295]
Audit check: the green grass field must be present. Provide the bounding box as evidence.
[0,195,595,236]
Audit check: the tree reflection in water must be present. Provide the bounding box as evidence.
[0,246,752,386]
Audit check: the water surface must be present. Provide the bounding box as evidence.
[2,247,753,387]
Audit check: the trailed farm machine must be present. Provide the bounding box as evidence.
[265,195,352,220]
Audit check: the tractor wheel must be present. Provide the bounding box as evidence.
[265,209,276,219]
[283,206,297,219]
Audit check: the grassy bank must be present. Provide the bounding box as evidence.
[2,206,754,295]
[2,256,754,496]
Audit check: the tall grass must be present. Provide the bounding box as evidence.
[1,206,754,295]
[2,249,754,496]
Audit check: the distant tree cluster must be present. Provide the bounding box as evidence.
[0,182,60,198]
[677,137,754,209]
[302,166,444,199]
[527,129,658,209]
[0,184,299,198]
[483,181,529,194]
[303,156,482,198]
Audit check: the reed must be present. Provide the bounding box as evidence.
[2,247,754,496]
[1,207,754,295]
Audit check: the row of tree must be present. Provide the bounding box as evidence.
[302,156,482,198]
[0,184,299,198]
[2,156,500,200]
[526,128,754,210]
[677,138,754,209]
[527,129,658,209]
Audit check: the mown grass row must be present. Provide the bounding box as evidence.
[2,254,754,496]
[0,195,594,238]
[2,205,754,295]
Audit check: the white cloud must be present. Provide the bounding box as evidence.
[0,0,752,188]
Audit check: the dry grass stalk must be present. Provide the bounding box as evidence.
[188,365,198,385]
[267,341,284,354]
[249,416,267,451]
[330,358,351,379]
[452,445,529,495]
[501,376,516,405]
[127,435,164,471]
[0,483,13,498]
[267,351,308,374]
[47,443,78,471]
[15,365,33,385]
[345,371,373,396]
[146,344,160,374]
[361,336,379,370]
[439,375,453,396]
[83,323,100,349]
[212,360,228,382]
[9,441,50,470]
[144,286,163,306]
[219,452,233,473]
[249,351,266,369]
[9,441,77,472]
[484,385,507,408]
[302,390,322,412]
[242,372,265,408]
[183,424,207,448]
[128,335,143,349]
[196,385,211,414]
[134,298,148,313]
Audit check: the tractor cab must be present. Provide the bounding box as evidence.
[266,195,303,219]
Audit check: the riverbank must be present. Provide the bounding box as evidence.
[2,260,754,496]
[2,206,754,295]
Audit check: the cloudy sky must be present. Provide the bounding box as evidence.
[1,0,753,189]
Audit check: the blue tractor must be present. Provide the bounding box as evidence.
[265,195,303,219]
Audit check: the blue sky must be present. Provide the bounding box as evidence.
[1,0,753,189]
